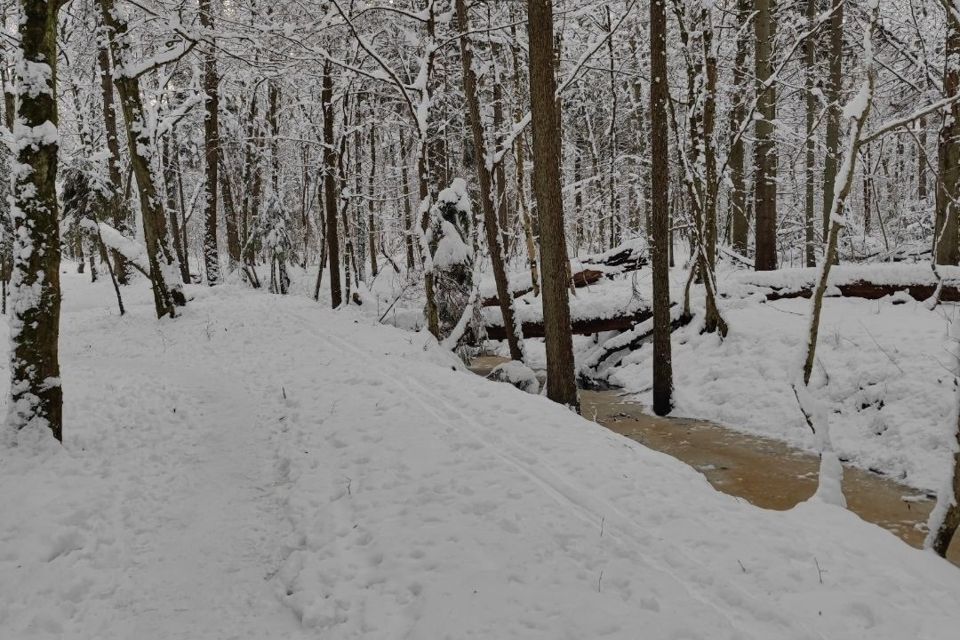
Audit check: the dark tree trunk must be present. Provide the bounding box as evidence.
[936,14,960,265]
[649,0,674,416]
[527,0,578,409]
[7,0,63,440]
[199,0,221,284]
[753,0,778,271]
[322,62,343,307]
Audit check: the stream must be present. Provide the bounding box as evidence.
[469,356,959,566]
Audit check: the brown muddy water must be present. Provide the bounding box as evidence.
[469,356,959,565]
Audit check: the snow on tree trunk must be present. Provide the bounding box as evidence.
[6,0,63,442]
[926,314,960,556]
[199,0,222,285]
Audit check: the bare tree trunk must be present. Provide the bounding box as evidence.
[803,0,817,267]
[100,0,185,317]
[6,0,62,440]
[220,156,241,267]
[321,62,342,307]
[455,0,524,361]
[753,0,778,271]
[729,0,750,256]
[199,0,221,284]
[936,12,960,265]
[511,23,540,294]
[919,115,928,202]
[650,0,673,416]
[367,122,379,279]
[822,0,843,244]
[97,41,129,284]
[527,0,578,410]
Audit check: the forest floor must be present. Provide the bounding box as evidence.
[1,268,960,639]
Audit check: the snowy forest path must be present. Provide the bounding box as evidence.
[76,350,312,640]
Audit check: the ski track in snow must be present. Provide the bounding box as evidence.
[2,273,960,639]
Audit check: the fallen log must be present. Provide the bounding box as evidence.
[485,307,654,340]
[481,267,604,307]
[762,281,960,303]
[481,238,648,307]
[578,306,689,380]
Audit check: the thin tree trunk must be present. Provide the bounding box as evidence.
[368,122,379,279]
[97,41,129,284]
[803,0,817,267]
[455,0,524,361]
[729,0,750,256]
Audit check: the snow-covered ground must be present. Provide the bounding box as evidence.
[1,269,959,638]
[604,265,959,492]
[490,260,959,493]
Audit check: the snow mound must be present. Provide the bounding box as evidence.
[488,360,540,394]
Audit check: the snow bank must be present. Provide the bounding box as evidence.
[1,271,959,639]
[488,360,540,394]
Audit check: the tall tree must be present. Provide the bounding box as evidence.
[936,4,960,265]
[803,0,817,267]
[728,0,751,256]
[199,0,221,284]
[527,0,578,409]
[96,40,129,284]
[322,61,342,308]
[455,0,524,362]
[650,0,674,415]
[822,0,844,247]
[99,0,186,317]
[6,0,63,440]
[753,0,778,271]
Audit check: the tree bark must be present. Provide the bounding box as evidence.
[100,0,185,317]
[650,0,674,415]
[6,0,62,440]
[753,0,778,271]
[199,0,221,284]
[527,0,578,409]
[322,62,342,307]
[803,0,817,267]
[822,0,844,245]
[936,13,960,265]
[729,0,750,256]
[455,0,524,361]
[96,41,129,284]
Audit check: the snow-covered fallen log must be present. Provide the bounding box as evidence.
[483,276,653,339]
[480,237,648,307]
[728,264,960,302]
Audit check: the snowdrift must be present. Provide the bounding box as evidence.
[1,272,958,639]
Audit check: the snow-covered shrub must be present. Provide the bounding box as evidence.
[489,361,540,394]
[428,178,474,336]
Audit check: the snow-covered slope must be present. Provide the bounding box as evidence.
[1,272,959,639]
